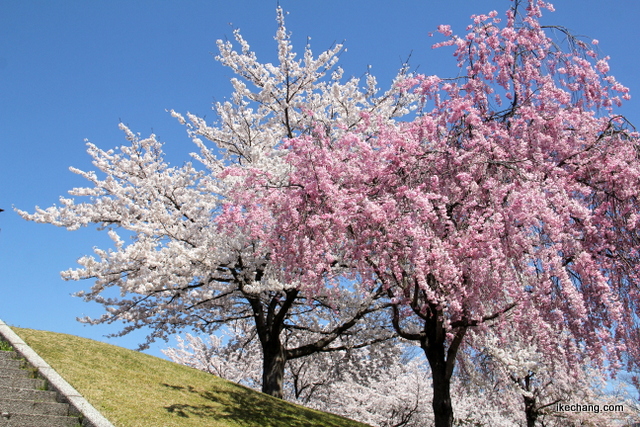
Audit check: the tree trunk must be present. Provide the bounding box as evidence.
[524,395,538,427]
[389,290,460,427]
[246,289,298,399]
[388,279,508,427]
[420,309,466,427]
[261,338,287,398]
[521,372,538,427]
[423,340,454,427]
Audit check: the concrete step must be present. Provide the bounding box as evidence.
[0,369,29,380]
[0,349,82,427]
[0,360,21,371]
[0,397,71,417]
[0,325,113,427]
[0,387,58,403]
[0,411,81,427]
[0,376,46,390]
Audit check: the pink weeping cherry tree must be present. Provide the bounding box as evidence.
[220,1,640,425]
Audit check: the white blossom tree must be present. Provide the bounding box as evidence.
[456,327,640,427]
[17,7,413,399]
[162,321,263,391]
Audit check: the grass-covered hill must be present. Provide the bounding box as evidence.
[11,327,370,427]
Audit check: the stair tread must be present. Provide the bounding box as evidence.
[0,386,58,402]
[0,411,81,427]
[0,369,30,379]
[0,397,70,416]
[0,361,21,370]
[0,377,46,390]
[0,352,17,361]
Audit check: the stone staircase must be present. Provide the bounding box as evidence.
[0,347,82,427]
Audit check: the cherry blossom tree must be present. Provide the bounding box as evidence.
[162,320,263,390]
[460,327,640,427]
[17,7,411,399]
[221,1,640,425]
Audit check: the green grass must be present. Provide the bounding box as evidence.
[11,327,369,427]
[0,340,13,351]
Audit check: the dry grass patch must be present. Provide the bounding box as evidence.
[12,327,369,427]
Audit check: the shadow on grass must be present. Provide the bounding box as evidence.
[161,382,356,427]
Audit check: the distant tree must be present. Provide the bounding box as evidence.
[162,320,264,391]
[220,1,640,425]
[458,327,640,427]
[17,7,412,399]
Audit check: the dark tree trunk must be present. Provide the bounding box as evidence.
[421,320,463,427]
[424,342,454,427]
[522,373,538,427]
[246,288,298,399]
[261,337,287,398]
[389,286,465,427]
[418,297,467,427]
[386,276,514,427]
[524,394,538,427]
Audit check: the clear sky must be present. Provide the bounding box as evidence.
[1,0,639,359]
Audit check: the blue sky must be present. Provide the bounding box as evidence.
[1,1,639,359]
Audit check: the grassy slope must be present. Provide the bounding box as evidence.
[12,327,369,427]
